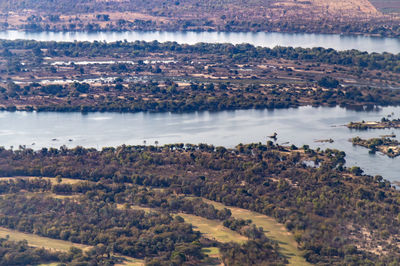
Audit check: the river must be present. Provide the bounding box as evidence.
[1,30,400,182]
[1,106,400,182]
[1,30,400,53]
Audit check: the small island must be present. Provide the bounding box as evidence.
[351,136,400,158]
[347,117,400,130]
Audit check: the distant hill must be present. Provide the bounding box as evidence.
[0,0,382,18]
[0,0,398,36]
[370,0,400,14]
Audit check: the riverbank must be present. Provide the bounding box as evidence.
[351,136,400,157]
[2,106,400,182]
[1,30,400,53]
[347,118,400,130]
[1,40,400,114]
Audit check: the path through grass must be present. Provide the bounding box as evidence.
[177,213,247,244]
[0,227,90,252]
[0,227,144,266]
[200,198,310,266]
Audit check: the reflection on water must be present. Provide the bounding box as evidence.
[0,30,400,53]
[2,106,400,181]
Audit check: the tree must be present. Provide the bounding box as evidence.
[317,76,340,88]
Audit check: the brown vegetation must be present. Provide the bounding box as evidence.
[347,117,400,130]
[0,0,399,36]
[1,40,400,113]
[351,136,400,157]
[0,143,399,264]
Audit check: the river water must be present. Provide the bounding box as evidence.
[1,106,400,182]
[1,30,400,53]
[1,30,400,181]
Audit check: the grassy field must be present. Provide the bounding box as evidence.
[201,247,223,266]
[199,198,310,266]
[177,213,247,244]
[115,256,145,266]
[40,257,144,266]
[116,204,154,213]
[0,227,90,252]
[0,227,144,266]
[0,192,80,200]
[202,247,220,256]
[0,176,84,184]
[0,179,306,265]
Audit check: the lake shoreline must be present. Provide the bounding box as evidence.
[1,106,400,182]
[1,30,400,53]
[0,28,392,39]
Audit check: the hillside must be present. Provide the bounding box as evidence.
[370,0,400,14]
[0,0,398,36]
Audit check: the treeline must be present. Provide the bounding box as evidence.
[1,0,400,37]
[2,80,400,113]
[220,216,288,265]
[0,143,399,264]
[0,238,60,266]
[0,176,291,265]
[0,237,120,265]
[220,240,287,266]
[1,40,400,72]
[4,19,400,38]
[0,177,289,265]
[0,195,204,264]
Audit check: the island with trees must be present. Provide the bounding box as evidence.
[1,40,400,113]
[351,136,400,157]
[348,117,400,130]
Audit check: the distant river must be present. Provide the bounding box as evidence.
[2,106,400,182]
[1,30,400,53]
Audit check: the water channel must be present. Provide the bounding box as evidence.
[1,30,400,53]
[1,30,400,181]
[1,106,400,182]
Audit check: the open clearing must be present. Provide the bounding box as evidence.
[0,176,85,184]
[199,198,310,266]
[0,227,144,266]
[116,204,154,213]
[0,192,80,200]
[0,227,90,252]
[0,182,306,265]
[177,213,247,244]
[201,247,223,266]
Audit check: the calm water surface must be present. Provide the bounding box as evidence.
[0,30,400,53]
[1,106,400,182]
[1,30,400,180]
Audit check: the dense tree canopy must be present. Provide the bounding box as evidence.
[0,143,399,264]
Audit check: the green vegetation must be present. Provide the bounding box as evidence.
[351,136,400,157]
[0,235,123,265]
[0,227,90,252]
[347,117,400,130]
[0,143,398,264]
[1,40,400,113]
[2,40,399,73]
[0,228,145,265]
[0,195,204,264]
[177,213,248,243]
[201,199,308,266]
[0,238,61,265]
